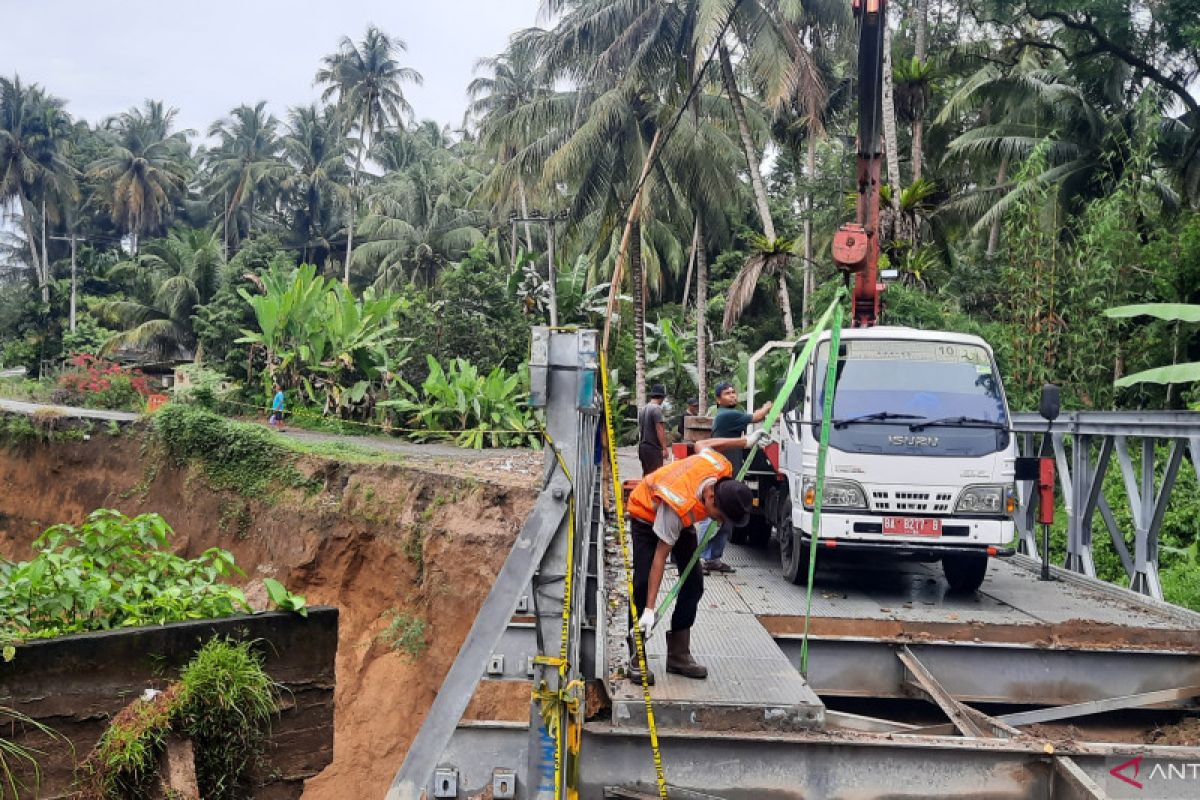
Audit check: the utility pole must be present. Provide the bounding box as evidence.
[509,210,566,327]
[49,232,80,332]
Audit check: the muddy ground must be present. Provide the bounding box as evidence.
[0,429,548,798]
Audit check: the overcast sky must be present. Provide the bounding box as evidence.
[1,1,544,137]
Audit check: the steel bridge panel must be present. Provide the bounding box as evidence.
[782,637,1200,705]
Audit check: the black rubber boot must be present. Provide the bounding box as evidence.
[627,633,656,685]
[665,628,708,679]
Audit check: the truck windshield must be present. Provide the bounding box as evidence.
[812,340,1009,455]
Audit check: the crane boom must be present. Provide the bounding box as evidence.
[831,0,888,327]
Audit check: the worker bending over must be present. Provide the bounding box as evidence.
[626,432,762,681]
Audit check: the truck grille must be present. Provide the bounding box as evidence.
[870,490,953,513]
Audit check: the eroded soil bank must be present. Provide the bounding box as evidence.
[0,428,539,798]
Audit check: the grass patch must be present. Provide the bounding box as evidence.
[281,436,401,466]
[376,609,427,658]
[0,377,55,404]
[79,638,280,800]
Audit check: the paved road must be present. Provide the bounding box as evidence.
[283,428,643,477]
[0,396,646,476]
[0,398,138,422]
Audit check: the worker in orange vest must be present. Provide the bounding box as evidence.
[625,431,763,682]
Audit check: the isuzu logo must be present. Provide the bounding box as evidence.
[888,435,939,447]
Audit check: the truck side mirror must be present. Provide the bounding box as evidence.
[1039,384,1061,422]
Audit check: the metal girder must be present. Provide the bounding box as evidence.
[999,684,1200,728]
[1053,756,1107,800]
[781,636,1200,706]
[576,723,1200,799]
[897,646,990,738]
[438,716,1200,799]
[825,709,921,733]
[1012,411,1200,600]
[1012,411,1200,438]
[390,328,601,800]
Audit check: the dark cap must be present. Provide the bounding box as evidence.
[686,397,699,407]
[648,383,667,398]
[714,381,734,397]
[713,478,753,528]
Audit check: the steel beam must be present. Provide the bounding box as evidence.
[1012,411,1200,438]
[1053,756,1107,800]
[999,684,1200,728]
[897,646,989,738]
[438,718,1200,799]
[780,637,1200,706]
[825,709,921,733]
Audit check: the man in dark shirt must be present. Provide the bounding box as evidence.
[637,384,670,475]
[702,382,772,573]
[676,397,699,442]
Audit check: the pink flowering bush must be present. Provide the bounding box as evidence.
[53,354,154,410]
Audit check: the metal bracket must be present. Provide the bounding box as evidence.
[432,767,457,798]
[492,769,517,799]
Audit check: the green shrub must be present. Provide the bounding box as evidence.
[153,404,296,496]
[0,510,248,645]
[171,364,236,412]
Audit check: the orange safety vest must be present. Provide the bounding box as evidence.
[628,448,732,527]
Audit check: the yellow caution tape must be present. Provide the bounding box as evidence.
[600,351,668,799]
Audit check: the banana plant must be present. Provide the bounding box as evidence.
[379,355,537,448]
[1105,304,1200,387]
[645,316,698,401]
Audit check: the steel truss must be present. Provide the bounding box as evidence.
[1012,411,1200,599]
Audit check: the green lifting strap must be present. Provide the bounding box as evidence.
[653,287,847,627]
[802,300,843,675]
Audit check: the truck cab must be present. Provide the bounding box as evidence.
[757,326,1017,593]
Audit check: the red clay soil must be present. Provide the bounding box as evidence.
[0,432,538,799]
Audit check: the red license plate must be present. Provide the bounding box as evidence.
[882,517,942,537]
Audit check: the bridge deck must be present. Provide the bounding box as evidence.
[606,539,1200,732]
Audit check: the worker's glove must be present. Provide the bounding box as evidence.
[746,428,769,449]
[638,607,656,638]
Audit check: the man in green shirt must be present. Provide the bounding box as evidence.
[702,382,771,573]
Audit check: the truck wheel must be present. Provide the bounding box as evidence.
[942,554,988,593]
[777,495,808,584]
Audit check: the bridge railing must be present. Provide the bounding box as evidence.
[1011,411,1200,600]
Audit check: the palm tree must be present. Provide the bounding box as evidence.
[467,47,551,250]
[504,0,755,404]
[281,104,349,267]
[709,0,843,337]
[935,47,1146,250]
[315,25,423,284]
[95,228,221,360]
[355,153,485,288]
[205,102,286,252]
[0,76,76,301]
[88,100,191,255]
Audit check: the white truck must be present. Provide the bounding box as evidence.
[750,326,1018,593]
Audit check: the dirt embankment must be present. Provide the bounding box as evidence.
[0,431,538,799]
